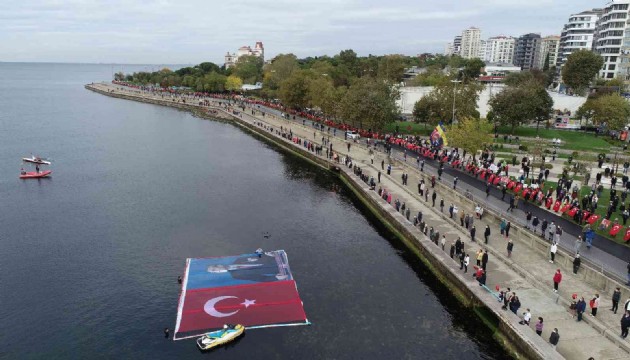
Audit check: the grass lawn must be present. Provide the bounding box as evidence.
[495,126,621,152]
[385,121,432,135]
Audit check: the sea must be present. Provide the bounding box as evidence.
[0,63,509,359]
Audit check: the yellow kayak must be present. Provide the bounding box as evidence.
[196,324,244,350]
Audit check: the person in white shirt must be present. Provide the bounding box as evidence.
[521,308,532,325]
[550,242,558,263]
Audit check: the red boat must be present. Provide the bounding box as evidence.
[20,170,52,179]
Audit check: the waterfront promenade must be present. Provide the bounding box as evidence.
[87,83,630,359]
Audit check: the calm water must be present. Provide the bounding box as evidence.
[0,63,508,359]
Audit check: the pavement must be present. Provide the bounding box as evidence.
[90,83,630,359]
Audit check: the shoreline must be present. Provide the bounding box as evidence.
[84,82,590,359]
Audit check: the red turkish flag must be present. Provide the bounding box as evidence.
[599,218,611,229]
[480,170,486,180]
[582,211,591,222]
[507,180,515,189]
[587,214,600,224]
[514,183,523,194]
[560,203,571,213]
[177,281,307,335]
[488,174,496,184]
[545,197,553,209]
[610,224,622,236]
[568,207,578,217]
[624,228,630,242]
[493,176,501,185]
[553,200,561,212]
[522,189,530,199]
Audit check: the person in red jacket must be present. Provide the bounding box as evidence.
[553,269,562,293]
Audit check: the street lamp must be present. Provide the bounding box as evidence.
[451,80,462,124]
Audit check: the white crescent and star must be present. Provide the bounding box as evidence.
[203,296,256,317]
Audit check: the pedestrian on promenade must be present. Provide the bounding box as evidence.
[501,185,507,200]
[449,204,454,218]
[484,225,491,244]
[440,198,445,212]
[459,251,465,270]
[553,269,562,293]
[470,226,476,242]
[574,236,583,256]
[550,242,557,263]
[482,250,488,271]
[549,328,560,349]
[463,253,470,273]
[453,205,458,219]
[554,226,562,243]
[505,221,511,238]
[450,241,455,258]
[532,216,540,234]
[441,235,446,251]
[486,183,491,197]
[507,196,515,212]
[453,177,458,190]
[425,189,429,202]
[420,160,424,172]
[541,219,548,238]
[500,218,507,235]
[548,221,556,242]
[476,249,483,266]
[590,294,600,317]
[525,211,532,229]
[378,171,381,183]
[621,311,630,338]
[469,214,474,228]
[612,287,621,314]
[460,211,465,227]
[577,297,586,321]
[535,317,544,336]
[573,254,581,274]
[507,239,514,258]
[520,308,531,325]
[381,160,384,170]
[387,164,391,175]
[455,237,462,257]
[509,295,521,314]
[432,191,437,207]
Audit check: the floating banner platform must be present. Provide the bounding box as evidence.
[174,250,309,340]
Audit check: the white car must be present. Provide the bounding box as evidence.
[346,131,360,140]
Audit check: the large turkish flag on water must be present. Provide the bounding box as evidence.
[176,281,307,336]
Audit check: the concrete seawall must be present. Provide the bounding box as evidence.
[85,83,568,359]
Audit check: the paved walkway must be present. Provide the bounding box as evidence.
[90,83,630,359]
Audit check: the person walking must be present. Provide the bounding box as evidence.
[484,225,491,244]
[440,235,446,251]
[432,191,437,207]
[550,242,557,263]
[475,249,483,267]
[520,308,532,325]
[612,287,621,314]
[507,239,514,258]
[541,219,548,238]
[440,198,445,213]
[590,294,600,317]
[526,211,532,229]
[500,218,507,235]
[573,254,581,274]
[450,241,455,259]
[470,226,476,243]
[621,311,630,339]
[453,177,458,190]
[548,221,556,242]
[549,328,560,349]
[553,269,562,293]
[535,317,544,336]
[532,216,540,234]
[505,221,511,238]
[459,251,465,270]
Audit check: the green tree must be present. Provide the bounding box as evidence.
[278,70,314,109]
[225,75,243,91]
[232,55,264,84]
[263,54,299,91]
[488,81,553,132]
[202,72,227,92]
[377,54,407,83]
[340,77,399,131]
[337,49,359,77]
[446,117,493,158]
[576,94,630,130]
[460,58,485,81]
[561,50,604,95]
[412,80,483,125]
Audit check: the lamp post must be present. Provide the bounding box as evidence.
[451,80,462,124]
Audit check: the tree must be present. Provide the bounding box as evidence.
[561,50,604,95]
[576,94,630,131]
[504,70,546,87]
[460,58,485,81]
[340,77,399,131]
[263,54,299,91]
[377,54,406,83]
[488,81,553,132]
[407,66,449,86]
[446,118,493,158]
[337,49,359,77]
[225,75,243,91]
[412,80,483,125]
[278,70,314,109]
[232,55,264,84]
[202,72,227,92]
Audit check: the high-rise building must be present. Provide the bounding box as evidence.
[514,33,542,70]
[557,9,602,69]
[224,41,264,69]
[460,27,482,59]
[444,43,454,56]
[453,36,462,56]
[537,35,561,70]
[595,0,630,79]
[483,36,516,64]
[477,40,487,59]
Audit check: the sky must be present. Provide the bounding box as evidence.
[0,0,601,65]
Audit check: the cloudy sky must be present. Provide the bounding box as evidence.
[0,0,599,64]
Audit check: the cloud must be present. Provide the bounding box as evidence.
[0,0,602,63]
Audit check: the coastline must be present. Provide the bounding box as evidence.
[84,82,598,359]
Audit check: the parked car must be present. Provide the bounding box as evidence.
[346,131,360,140]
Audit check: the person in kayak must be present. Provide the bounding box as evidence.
[35,165,40,173]
[20,168,26,175]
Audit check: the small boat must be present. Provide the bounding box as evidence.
[196,324,244,351]
[22,157,51,165]
[20,170,52,179]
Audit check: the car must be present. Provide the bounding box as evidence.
[346,131,360,140]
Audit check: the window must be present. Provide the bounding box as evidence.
[610,64,617,70]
